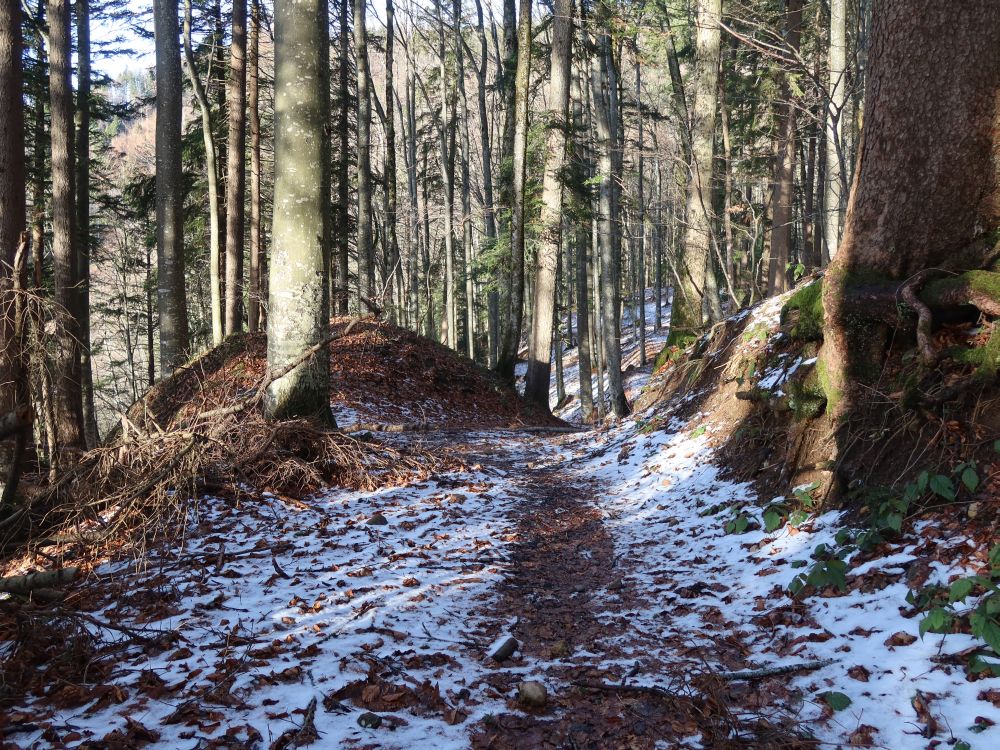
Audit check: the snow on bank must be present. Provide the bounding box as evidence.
[8,436,533,749]
[555,396,1000,748]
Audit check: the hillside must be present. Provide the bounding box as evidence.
[3,292,998,749]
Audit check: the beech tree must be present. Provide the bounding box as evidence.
[524,0,573,410]
[670,0,723,339]
[266,0,333,421]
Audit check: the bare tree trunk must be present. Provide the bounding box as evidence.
[0,0,28,494]
[49,0,85,453]
[403,60,420,328]
[154,0,189,375]
[824,0,847,261]
[497,0,531,380]
[453,0,475,358]
[591,24,628,417]
[354,0,373,305]
[672,0,722,337]
[183,0,223,346]
[75,0,99,447]
[266,0,332,422]
[385,0,400,326]
[767,0,802,296]
[248,0,263,331]
[525,0,573,410]
[225,0,248,334]
[636,57,647,366]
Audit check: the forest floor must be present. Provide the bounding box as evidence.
[3,293,1000,749]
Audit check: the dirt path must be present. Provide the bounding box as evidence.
[431,434,733,750]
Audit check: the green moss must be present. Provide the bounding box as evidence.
[947,323,1000,380]
[816,355,842,416]
[781,280,825,341]
[922,270,1000,307]
[787,368,827,420]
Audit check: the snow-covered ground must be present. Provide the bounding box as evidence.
[6,436,537,748]
[555,408,1000,748]
[7,286,999,749]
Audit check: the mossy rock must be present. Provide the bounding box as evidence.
[781,280,824,341]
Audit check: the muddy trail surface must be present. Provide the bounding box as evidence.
[410,432,775,750]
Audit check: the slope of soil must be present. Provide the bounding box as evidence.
[132,318,559,434]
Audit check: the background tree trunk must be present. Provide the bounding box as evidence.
[48,0,85,453]
[154,0,189,375]
[671,0,722,338]
[497,0,531,380]
[354,0,373,305]
[248,0,263,332]
[183,0,223,346]
[824,0,847,261]
[225,0,248,334]
[766,0,802,296]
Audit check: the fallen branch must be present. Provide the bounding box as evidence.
[717,658,836,681]
[0,566,79,595]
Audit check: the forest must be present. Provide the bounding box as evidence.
[0,0,999,748]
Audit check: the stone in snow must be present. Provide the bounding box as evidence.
[366,513,389,526]
[517,680,548,708]
[487,634,519,662]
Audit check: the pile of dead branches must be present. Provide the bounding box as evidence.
[0,323,444,563]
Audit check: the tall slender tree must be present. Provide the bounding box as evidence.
[225,0,248,333]
[824,0,847,260]
[183,0,223,345]
[267,0,333,420]
[525,0,573,410]
[0,0,28,495]
[75,0,99,446]
[48,0,85,452]
[497,0,531,380]
[766,0,802,295]
[354,0,374,303]
[248,0,263,331]
[154,0,189,375]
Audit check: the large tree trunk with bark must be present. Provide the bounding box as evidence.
[225,0,248,334]
[524,0,573,410]
[0,0,27,498]
[670,0,722,340]
[820,2,1000,489]
[266,0,333,422]
[154,0,189,375]
[48,0,85,454]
